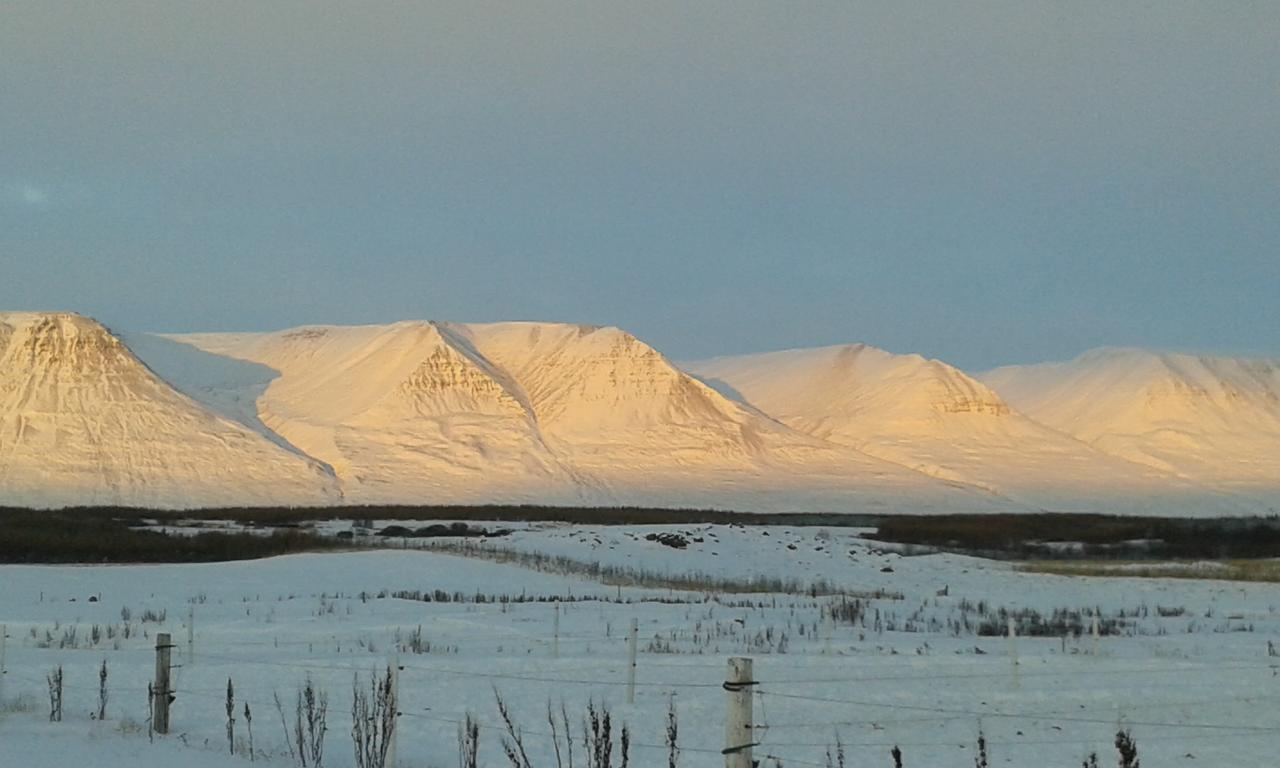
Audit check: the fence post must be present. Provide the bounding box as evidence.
[723,657,754,768]
[188,606,195,665]
[0,623,7,706]
[553,601,560,659]
[388,657,400,768]
[626,618,638,705]
[153,633,172,734]
[1007,616,1020,689]
[1091,613,1100,656]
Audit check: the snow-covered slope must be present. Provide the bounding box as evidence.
[455,323,1012,511]
[688,344,1261,515]
[147,321,1008,512]
[982,349,1280,509]
[144,321,582,505]
[0,312,338,508]
[8,311,1272,515]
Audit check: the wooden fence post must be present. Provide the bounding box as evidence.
[626,618,638,704]
[153,633,172,734]
[1007,616,1020,690]
[724,657,754,768]
[553,601,561,659]
[0,623,7,707]
[388,658,400,768]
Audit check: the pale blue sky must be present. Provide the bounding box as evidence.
[2,1,1277,369]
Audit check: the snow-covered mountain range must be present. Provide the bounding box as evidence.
[688,346,1268,515]
[982,349,1280,506]
[2,311,1275,514]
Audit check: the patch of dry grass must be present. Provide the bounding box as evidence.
[1019,559,1280,583]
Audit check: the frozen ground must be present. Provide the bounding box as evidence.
[2,529,1279,767]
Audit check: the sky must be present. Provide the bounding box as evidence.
[2,2,1277,370]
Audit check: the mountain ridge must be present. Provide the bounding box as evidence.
[686,343,1269,515]
[3,311,1275,515]
[982,348,1280,507]
[136,319,1006,512]
[0,311,339,508]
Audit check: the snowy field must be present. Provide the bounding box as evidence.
[2,525,1279,767]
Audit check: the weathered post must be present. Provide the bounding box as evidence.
[1008,616,1020,689]
[723,657,754,768]
[153,633,172,734]
[626,618,638,704]
[388,657,400,768]
[553,600,561,659]
[0,623,7,706]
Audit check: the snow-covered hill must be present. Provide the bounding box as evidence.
[4,311,1275,514]
[687,345,1263,515]
[982,348,1280,509]
[140,321,582,505]
[142,321,1004,512]
[0,312,338,508]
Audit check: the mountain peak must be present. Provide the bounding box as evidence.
[981,348,1280,499]
[690,342,1011,429]
[0,313,337,508]
[684,342,1263,514]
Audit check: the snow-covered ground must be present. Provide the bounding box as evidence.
[2,530,1279,767]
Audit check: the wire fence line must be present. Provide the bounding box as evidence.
[179,650,1279,691]
[14,634,1280,695]
[6,609,1280,768]
[14,659,1277,740]
[7,645,1280,763]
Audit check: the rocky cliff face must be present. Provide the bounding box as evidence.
[398,345,526,417]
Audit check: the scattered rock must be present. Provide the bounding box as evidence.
[644,532,689,549]
[376,523,511,539]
